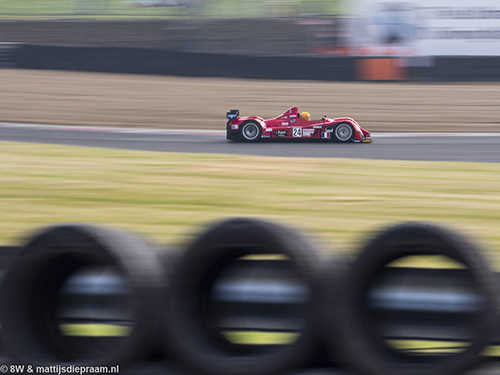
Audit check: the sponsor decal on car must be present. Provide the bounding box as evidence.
[231,124,239,130]
[321,132,331,139]
[313,125,322,129]
[282,122,289,126]
[265,128,273,132]
[292,128,302,138]
[275,130,287,137]
[303,129,315,137]
[326,129,334,133]
[290,114,297,118]
[262,134,271,138]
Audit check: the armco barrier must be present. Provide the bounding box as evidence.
[0,219,499,375]
[11,44,356,81]
[432,57,500,82]
[5,44,500,81]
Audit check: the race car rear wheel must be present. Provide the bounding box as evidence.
[333,123,354,142]
[240,121,262,142]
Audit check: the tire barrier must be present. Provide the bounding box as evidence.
[164,217,329,375]
[0,220,498,375]
[333,222,498,375]
[0,224,168,368]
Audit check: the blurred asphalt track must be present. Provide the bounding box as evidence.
[1,122,500,163]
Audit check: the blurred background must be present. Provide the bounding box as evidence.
[1,2,500,372]
[2,0,500,56]
[2,0,500,76]
[2,0,500,132]
[0,0,344,56]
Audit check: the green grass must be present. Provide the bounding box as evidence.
[389,341,500,357]
[0,0,342,18]
[388,255,468,269]
[60,323,297,344]
[60,323,131,337]
[387,340,469,354]
[58,323,500,355]
[2,141,500,264]
[223,331,299,345]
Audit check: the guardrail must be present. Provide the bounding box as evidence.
[4,43,500,81]
[0,42,18,67]
[0,219,498,375]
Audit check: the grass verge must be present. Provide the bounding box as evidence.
[0,0,340,18]
[2,141,500,264]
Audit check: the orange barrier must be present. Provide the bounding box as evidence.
[356,58,407,81]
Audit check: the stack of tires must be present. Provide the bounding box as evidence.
[0,219,497,375]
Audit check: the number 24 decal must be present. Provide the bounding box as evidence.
[292,128,302,137]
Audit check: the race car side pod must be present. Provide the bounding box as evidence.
[163,217,338,375]
[331,222,499,375]
[0,223,170,369]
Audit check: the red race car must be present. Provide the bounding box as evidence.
[226,107,371,143]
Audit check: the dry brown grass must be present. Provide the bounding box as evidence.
[1,69,500,132]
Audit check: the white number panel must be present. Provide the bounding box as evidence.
[292,128,302,138]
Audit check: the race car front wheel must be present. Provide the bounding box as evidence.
[240,121,262,142]
[333,123,354,142]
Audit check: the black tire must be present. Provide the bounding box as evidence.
[331,123,354,143]
[165,217,326,375]
[239,121,262,142]
[332,222,498,375]
[286,368,354,375]
[315,256,353,368]
[0,224,167,368]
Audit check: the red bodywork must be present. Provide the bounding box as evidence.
[226,107,371,143]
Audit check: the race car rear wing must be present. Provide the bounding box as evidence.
[226,109,239,119]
